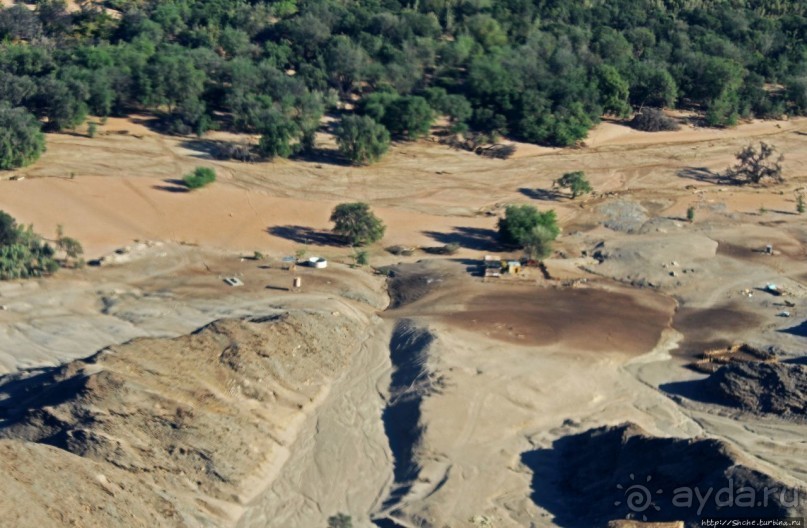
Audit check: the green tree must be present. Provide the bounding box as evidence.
[0,210,19,246]
[183,166,216,189]
[33,77,89,131]
[596,65,630,117]
[686,206,695,222]
[786,77,807,115]
[325,36,369,95]
[522,224,556,260]
[497,205,560,249]
[425,88,472,132]
[382,96,433,139]
[335,115,390,165]
[555,171,593,199]
[630,63,678,108]
[257,111,299,159]
[0,105,45,170]
[330,202,385,246]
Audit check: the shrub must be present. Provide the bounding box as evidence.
[354,248,369,266]
[183,167,216,189]
[629,108,680,132]
[327,513,353,528]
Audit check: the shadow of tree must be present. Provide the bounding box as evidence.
[267,225,343,246]
[518,187,564,201]
[292,146,353,167]
[152,178,189,193]
[422,227,501,252]
[179,139,230,160]
[779,319,807,337]
[677,166,731,184]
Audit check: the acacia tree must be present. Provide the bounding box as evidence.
[555,171,593,199]
[330,202,385,246]
[725,142,784,185]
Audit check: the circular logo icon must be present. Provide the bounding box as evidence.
[614,474,663,521]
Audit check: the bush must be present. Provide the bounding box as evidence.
[335,115,390,165]
[629,108,680,132]
[330,202,385,246]
[354,248,369,266]
[327,514,353,528]
[183,167,216,189]
[0,105,45,170]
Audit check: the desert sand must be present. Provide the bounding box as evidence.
[0,116,806,527]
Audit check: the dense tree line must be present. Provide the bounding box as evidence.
[1,0,807,167]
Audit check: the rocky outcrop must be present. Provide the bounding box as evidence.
[704,362,807,418]
[0,305,370,527]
